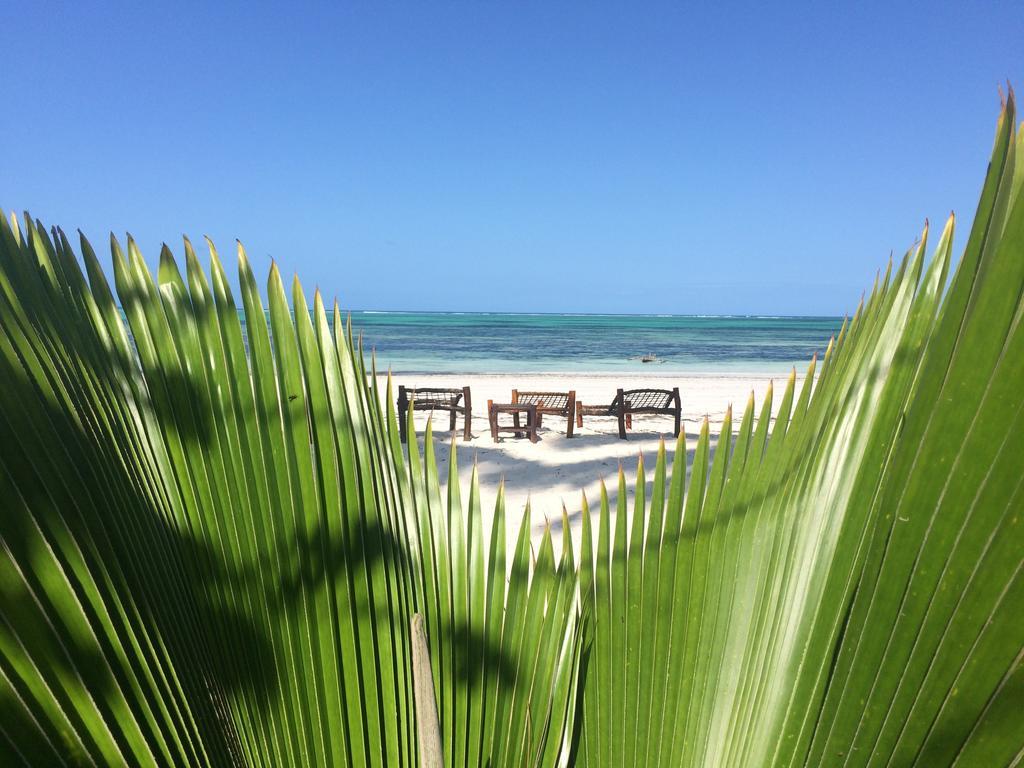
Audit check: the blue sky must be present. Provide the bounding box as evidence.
[2,1,1021,315]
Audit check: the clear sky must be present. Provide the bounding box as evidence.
[2,2,1021,315]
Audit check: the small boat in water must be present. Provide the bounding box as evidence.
[640,353,659,363]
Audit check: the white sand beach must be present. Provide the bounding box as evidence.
[380,371,808,546]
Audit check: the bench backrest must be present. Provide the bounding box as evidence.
[512,390,574,413]
[400,387,463,408]
[613,387,680,412]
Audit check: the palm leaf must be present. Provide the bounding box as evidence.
[577,93,1024,766]
[0,212,578,765]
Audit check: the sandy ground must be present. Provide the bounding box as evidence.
[378,371,807,549]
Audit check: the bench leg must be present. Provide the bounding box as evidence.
[449,408,457,432]
[566,391,576,437]
[398,386,409,443]
[529,411,539,443]
[463,386,473,441]
[674,409,681,437]
[618,410,628,439]
[488,401,498,442]
[513,411,521,438]
[576,401,584,429]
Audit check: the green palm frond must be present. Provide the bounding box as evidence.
[578,93,1024,767]
[1,95,1022,767]
[0,212,577,766]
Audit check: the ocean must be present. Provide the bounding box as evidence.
[337,312,844,374]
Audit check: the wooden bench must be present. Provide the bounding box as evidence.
[575,387,681,439]
[397,385,472,443]
[511,389,577,437]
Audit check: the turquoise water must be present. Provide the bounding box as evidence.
[341,312,844,374]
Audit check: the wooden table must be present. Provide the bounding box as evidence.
[487,401,539,443]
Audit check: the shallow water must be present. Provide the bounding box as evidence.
[339,311,843,374]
